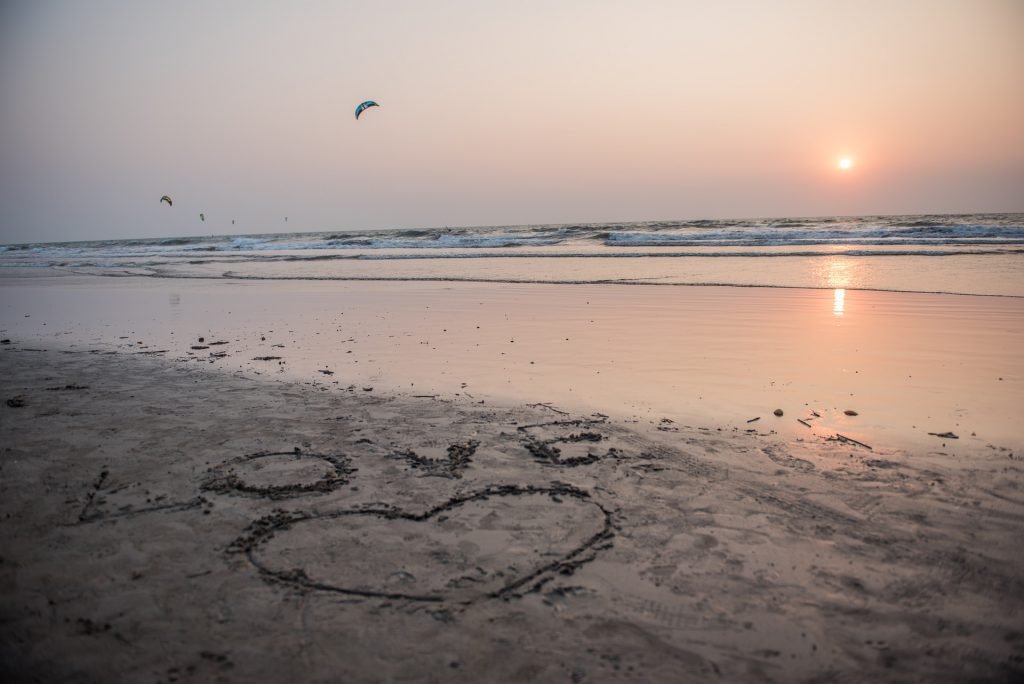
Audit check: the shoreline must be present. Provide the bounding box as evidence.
[74,268,1024,300]
[2,347,1022,682]
[10,244,1022,297]
[9,263,1024,298]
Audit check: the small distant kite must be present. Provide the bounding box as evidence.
[160,195,173,206]
[200,213,205,222]
[355,100,379,120]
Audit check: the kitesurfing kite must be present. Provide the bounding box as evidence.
[355,100,379,120]
[200,213,205,222]
[160,195,173,206]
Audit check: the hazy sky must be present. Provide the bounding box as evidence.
[1,0,1022,243]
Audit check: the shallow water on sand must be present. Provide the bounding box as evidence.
[3,274,1021,452]
[123,249,1024,297]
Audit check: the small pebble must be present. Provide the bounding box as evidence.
[773,409,784,417]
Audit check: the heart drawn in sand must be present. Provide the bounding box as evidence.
[229,484,614,604]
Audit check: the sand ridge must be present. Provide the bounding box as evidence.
[1,348,1023,683]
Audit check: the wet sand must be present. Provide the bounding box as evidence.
[2,275,1023,682]
[3,274,1023,450]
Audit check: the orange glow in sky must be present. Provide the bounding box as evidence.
[0,1,1022,242]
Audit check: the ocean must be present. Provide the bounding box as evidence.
[2,213,1023,296]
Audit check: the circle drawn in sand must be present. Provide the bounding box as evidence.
[229,484,614,603]
[202,450,355,499]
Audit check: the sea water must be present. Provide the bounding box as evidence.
[2,213,1023,296]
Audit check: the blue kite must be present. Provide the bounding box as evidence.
[355,100,379,120]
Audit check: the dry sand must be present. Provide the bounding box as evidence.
[2,344,1023,683]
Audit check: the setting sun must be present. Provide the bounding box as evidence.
[838,157,854,171]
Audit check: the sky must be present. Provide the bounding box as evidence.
[1,0,1022,244]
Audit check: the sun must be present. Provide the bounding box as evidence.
[838,157,854,171]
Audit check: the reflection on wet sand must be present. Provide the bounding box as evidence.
[4,277,1021,450]
[833,288,845,316]
[818,255,855,317]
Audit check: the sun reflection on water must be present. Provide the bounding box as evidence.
[833,288,845,316]
[820,256,857,317]
[822,256,853,288]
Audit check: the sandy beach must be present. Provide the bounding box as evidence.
[2,275,1023,683]
[4,1,1023,680]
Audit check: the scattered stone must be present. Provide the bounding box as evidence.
[844,409,858,416]
[773,409,784,417]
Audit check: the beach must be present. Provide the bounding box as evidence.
[4,0,1023,678]
[2,269,1023,683]
[3,271,1022,449]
